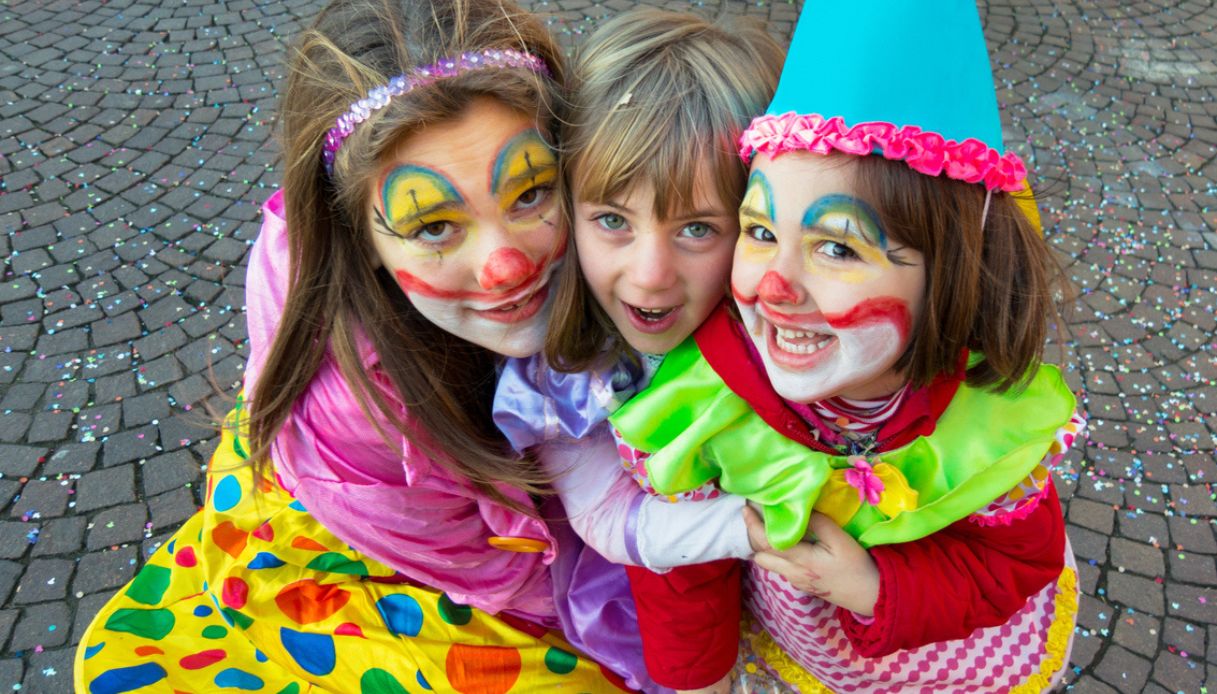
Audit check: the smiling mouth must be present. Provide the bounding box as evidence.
[475,283,549,324]
[773,327,835,355]
[623,302,681,334]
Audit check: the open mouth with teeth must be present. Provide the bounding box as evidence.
[768,323,837,367]
[475,283,549,324]
[623,302,681,334]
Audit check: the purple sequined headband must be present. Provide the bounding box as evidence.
[322,48,551,175]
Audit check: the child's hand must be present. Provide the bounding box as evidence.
[744,507,880,617]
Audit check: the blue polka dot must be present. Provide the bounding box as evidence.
[280,627,336,676]
[88,662,167,694]
[193,605,213,618]
[416,670,433,690]
[376,594,423,637]
[83,642,104,660]
[212,475,242,512]
[167,539,176,555]
[288,499,307,512]
[248,552,286,569]
[214,667,265,690]
[255,649,268,663]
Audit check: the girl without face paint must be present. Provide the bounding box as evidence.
[76,0,642,691]
[490,8,783,693]
[603,0,1084,691]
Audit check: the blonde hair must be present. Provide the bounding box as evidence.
[546,8,784,371]
[250,0,566,506]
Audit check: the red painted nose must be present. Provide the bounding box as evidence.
[756,271,800,304]
[479,247,537,290]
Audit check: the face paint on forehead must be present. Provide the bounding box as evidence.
[801,194,887,250]
[739,169,775,221]
[491,129,557,194]
[381,164,465,223]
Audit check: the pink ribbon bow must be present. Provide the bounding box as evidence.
[843,456,885,506]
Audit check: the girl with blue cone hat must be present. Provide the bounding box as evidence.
[605,0,1084,690]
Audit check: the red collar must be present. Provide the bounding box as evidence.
[692,303,964,454]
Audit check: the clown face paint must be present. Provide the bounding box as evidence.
[368,98,562,357]
[573,165,738,355]
[733,153,926,403]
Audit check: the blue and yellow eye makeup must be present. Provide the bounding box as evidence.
[737,170,779,263]
[491,129,557,216]
[380,164,471,239]
[800,194,892,272]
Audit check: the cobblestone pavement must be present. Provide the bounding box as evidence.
[0,0,1213,691]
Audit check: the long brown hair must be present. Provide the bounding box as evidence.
[852,155,1069,392]
[248,0,566,504]
[544,9,783,372]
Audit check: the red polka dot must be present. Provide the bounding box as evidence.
[180,649,227,670]
[334,622,365,638]
[222,577,249,609]
[445,644,522,694]
[274,579,352,624]
[175,546,198,567]
[252,522,274,542]
[134,646,164,656]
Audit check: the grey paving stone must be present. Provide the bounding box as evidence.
[0,658,22,693]
[1110,537,1166,577]
[121,391,169,427]
[0,446,47,478]
[71,546,137,596]
[28,516,84,559]
[146,487,197,531]
[19,647,73,694]
[85,503,147,550]
[10,558,71,605]
[1094,643,1153,691]
[100,424,160,467]
[8,602,69,654]
[0,521,36,561]
[1169,516,1217,554]
[7,480,69,521]
[73,465,135,513]
[40,443,98,475]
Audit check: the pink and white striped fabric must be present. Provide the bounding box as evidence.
[739,541,1078,693]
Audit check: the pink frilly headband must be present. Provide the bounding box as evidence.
[322,48,551,175]
[738,112,1027,193]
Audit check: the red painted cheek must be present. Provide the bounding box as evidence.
[394,269,467,301]
[756,271,801,305]
[823,297,912,341]
[478,247,538,290]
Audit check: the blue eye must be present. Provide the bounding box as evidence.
[595,213,627,231]
[818,240,858,260]
[679,222,714,239]
[745,225,775,243]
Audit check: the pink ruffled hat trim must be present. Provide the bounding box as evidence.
[738,112,1027,193]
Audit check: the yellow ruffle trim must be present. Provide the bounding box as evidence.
[1009,566,1079,694]
[741,614,834,693]
[741,566,1078,694]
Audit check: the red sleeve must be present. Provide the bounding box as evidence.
[625,559,741,689]
[841,481,1066,657]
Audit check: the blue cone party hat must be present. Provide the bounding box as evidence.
[740,0,1034,201]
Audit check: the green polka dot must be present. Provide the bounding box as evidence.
[202,624,229,639]
[544,646,578,675]
[275,684,301,694]
[437,593,472,626]
[222,607,254,630]
[103,608,175,641]
[360,668,409,694]
[305,552,369,575]
[124,565,172,606]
